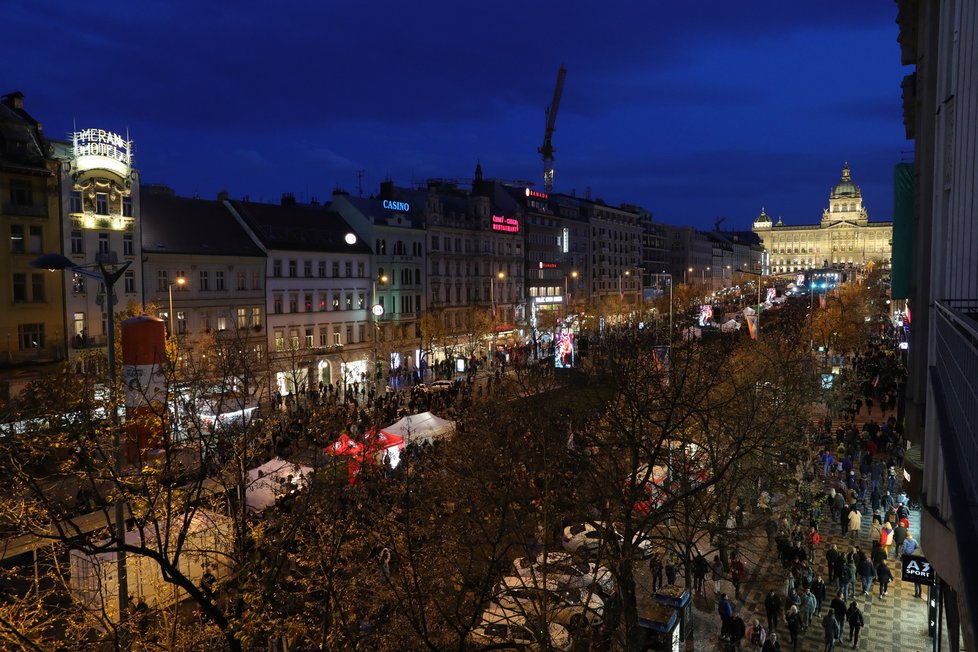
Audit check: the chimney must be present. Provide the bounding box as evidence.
[217,190,229,201]
[1,91,25,111]
[281,192,296,206]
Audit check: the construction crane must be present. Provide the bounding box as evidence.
[538,64,566,193]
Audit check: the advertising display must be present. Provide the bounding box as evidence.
[555,330,575,369]
[698,304,713,327]
[901,555,936,585]
[766,287,776,303]
[71,128,132,178]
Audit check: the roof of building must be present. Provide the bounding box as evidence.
[141,192,266,257]
[0,92,50,174]
[830,163,861,199]
[228,199,372,253]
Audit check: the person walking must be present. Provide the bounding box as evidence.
[876,561,893,599]
[692,553,708,595]
[846,601,865,648]
[806,525,821,563]
[893,521,908,560]
[712,555,725,597]
[857,556,875,596]
[764,590,782,633]
[747,619,767,652]
[802,588,818,631]
[785,605,802,650]
[812,574,827,615]
[730,555,747,600]
[847,508,862,543]
[729,614,747,652]
[649,550,664,592]
[822,610,842,652]
[880,522,894,558]
[718,593,735,635]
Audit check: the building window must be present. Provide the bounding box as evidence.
[332,292,340,310]
[124,270,135,293]
[122,196,133,217]
[305,293,313,312]
[70,191,82,213]
[358,324,366,343]
[272,259,282,277]
[357,262,365,277]
[252,271,261,290]
[31,273,44,302]
[288,260,297,277]
[318,261,326,277]
[12,273,27,302]
[289,329,299,349]
[215,270,225,291]
[18,323,44,350]
[273,294,283,314]
[237,271,246,290]
[305,328,314,348]
[346,325,353,343]
[319,327,328,346]
[28,226,41,253]
[333,331,341,346]
[199,271,209,291]
[319,294,326,311]
[345,262,352,278]
[157,270,168,292]
[304,260,312,277]
[238,308,248,329]
[71,230,83,254]
[123,233,133,256]
[9,180,32,206]
[251,306,261,327]
[9,225,24,253]
[274,329,285,351]
[176,312,187,334]
[357,292,365,309]
[216,316,227,331]
[289,294,298,313]
[98,233,109,254]
[73,272,86,294]
[95,193,109,215]
[376,239,386,255]
[345,293,353,310]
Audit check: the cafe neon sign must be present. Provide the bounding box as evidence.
[491,214,520,233]
[71,128,132,178]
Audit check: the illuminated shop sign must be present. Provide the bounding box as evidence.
[71,128,132,178]
[491,214,520,233]
[538,262,558,269]
[525,188,549,199]
[382,199,410,211]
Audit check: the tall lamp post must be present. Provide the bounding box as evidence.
[564,270,578,316]
[650,272,673,340]
[490,270,505,359]
[32,253,133,634]
[371,273,389,383]
[685,267,693,285]
[167,276,186,337]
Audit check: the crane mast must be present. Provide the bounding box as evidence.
[538,64,566,193]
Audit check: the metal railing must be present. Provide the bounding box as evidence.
[934,300,978,499]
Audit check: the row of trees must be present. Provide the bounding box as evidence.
[0,272,888,650]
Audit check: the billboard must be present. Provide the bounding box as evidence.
[698,304,713,327]
[766,287,776,303]
[555,330,575,369]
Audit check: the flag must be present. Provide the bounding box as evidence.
[745,314,758,340]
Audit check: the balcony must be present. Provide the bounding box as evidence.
[2,202,49,218]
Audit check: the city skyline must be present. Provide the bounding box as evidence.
[3,1,906,230]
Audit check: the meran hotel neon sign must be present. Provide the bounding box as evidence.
[71,128,132,179]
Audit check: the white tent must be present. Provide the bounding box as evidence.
[246,457,312,513]
[382,411,455,446]
[742,306,756,316]
[720,319,741,333]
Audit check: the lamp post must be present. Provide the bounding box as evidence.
[371,274,388,384]
[490,270,505,361]
[564,270,578,315]
[650,272,673,341]
[685,267,692,285]
[31,253,132,634]
[167,276,186,337]
[701,266,711,287]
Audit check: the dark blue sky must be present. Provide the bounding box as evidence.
[3,1,908,230]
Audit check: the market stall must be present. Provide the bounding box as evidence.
[381,411,455,446]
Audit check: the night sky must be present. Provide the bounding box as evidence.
[3,1,908,231]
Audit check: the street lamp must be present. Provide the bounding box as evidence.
[31,252,132,632]
[565,270,578,314]
[167,276,186,337]
[702,266,711,286]
[490,270,505,361]
[371,273,389,384]
[649,273,673,342]
[685,267,693,285]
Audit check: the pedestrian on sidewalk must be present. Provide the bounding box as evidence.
[712,554,725,596]
[729,614,747,652]
[823,608,842,652]
[847,507,862,543]
[692,553,708,595]
[802,588,817,630]
[812,574,827,615]
[649,550,664,592]
[747,619,767,652]
[826,544,840,583]
[785,605,802,650]
[857,556,875,596]
[806,525,821,563]
[718,593,735,630]
[846,601,865,648]
[762,632,782,652]
[876,561,893,599]
[765,590,782,633]
[880,522,895,558]
[893,521,908,559]
[730,554,746,600]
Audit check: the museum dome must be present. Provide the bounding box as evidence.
[830,163,861,199]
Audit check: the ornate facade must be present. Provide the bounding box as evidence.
[752,164,892,275]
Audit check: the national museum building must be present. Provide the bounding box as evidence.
[752,164,892,275]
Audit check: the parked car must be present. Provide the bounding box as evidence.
[506,552,614,593]
[467,611,572,651]
[428,379,454,393]
[561,521,654,558]
[486,583,605,631]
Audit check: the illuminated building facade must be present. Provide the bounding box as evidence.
[0,92,64,379]
[51,125,143,366]
[752,164,893,275]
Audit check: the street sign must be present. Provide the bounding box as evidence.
[901,554,936,584]
[371,304,385,317]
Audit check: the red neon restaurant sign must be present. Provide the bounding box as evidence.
[539,262,558,269]
[492,214,520,233]
[525,188,549,199]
